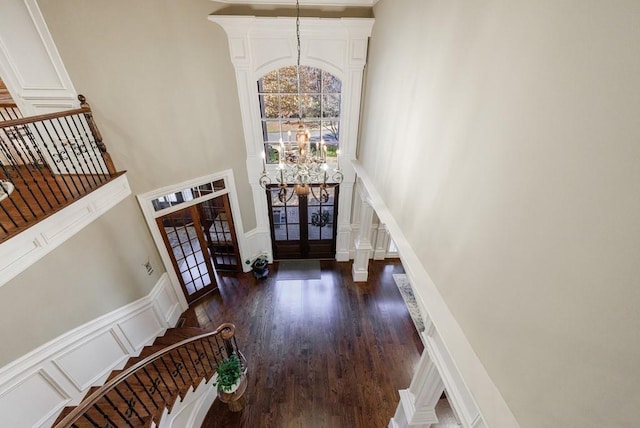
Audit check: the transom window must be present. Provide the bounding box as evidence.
[257,66,341,164]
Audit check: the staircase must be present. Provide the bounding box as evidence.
[53,323,245,428]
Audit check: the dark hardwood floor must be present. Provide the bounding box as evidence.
[182,259,424,428]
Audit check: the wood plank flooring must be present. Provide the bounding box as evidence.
[182,259,424,428]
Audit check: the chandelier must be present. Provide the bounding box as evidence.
[258,0,343,203]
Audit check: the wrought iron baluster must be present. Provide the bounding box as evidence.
[0,129,42,217]
[159,357,181,393]
[8,123,55,210]
[103,393,135,428]
[133,371,158,409]
[79,412,101,427]
[168,351,188,385]
[122,379,152,418]
[50,117,89,194]
[68,114,103,184]
[143,365,166,402]
[29,121,71,201]
[112,385,144,426]
[62,115,97,189]
[39,120,81,196]
[92,403,118,428]
[179,345,201,380]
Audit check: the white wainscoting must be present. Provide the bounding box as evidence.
[0,174,131,289]
[0,273,181,428]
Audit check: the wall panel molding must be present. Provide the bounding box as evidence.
[0,273,180,428]
[0,0,77,115]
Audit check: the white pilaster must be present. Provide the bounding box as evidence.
[390,351,445,427]
[352,180,373,282]
[373,222,390,260]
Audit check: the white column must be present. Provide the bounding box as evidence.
[390,351,445,427]
[352,182,373,281]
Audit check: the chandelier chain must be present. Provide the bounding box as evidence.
[258,0,343,198]
[296,0,302,119]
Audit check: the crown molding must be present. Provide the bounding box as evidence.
[214,0,379,6]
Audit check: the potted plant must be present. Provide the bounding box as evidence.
[214,354,243,393]
[247,254,269,279]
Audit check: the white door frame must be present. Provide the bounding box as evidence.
[137,169,247,311]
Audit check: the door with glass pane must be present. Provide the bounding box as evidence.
[267,185,338,259]
[157,205,217,303]
[198,194,241,271]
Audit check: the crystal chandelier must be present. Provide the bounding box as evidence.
[258,0,343,203]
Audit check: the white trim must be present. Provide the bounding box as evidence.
[0,174,132,289]
[137,170,249,308]
[0,273,180,428]
[0,0,77,115]
[214,0,379,5]
[352,160,519,428]
[210,15,373,262]
[159,378,218,428]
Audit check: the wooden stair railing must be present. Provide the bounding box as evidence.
[0,102,22,121]
[53,323,246,428]
[0,94,120,242]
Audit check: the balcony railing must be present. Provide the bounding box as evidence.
[0,95,120,242]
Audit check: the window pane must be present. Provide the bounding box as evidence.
[261,94,279,118]
[259,71,278,93]
[287,224,300,240]
[280,95,299,119]
[302,95,321,118]
[300,66,321,92]
[321,120,340,143]
[264,120,282,142]
[279,66,298,93]
[322,71,342,93]
[322,94,340,118]
[266,143,279,164]
[212,179,225,191]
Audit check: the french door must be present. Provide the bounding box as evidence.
[267,185,339,260]
[156,194,241,304]
[198,194,241,271]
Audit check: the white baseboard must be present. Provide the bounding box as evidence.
[0,273,180,428]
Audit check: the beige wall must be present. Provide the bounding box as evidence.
[0,197,163,366]
[0,0,254,368]
[361,1,640,426]
[38,0,255,231]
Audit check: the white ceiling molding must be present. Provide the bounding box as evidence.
[214,0,379,6]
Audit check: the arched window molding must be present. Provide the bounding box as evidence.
[210,15,374,261]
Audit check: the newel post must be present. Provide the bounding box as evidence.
[78,94,116,175]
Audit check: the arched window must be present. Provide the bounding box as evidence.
[257,66,341,164]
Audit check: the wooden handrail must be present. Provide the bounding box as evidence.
[54,323,242,428]
[0,106,90,129]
